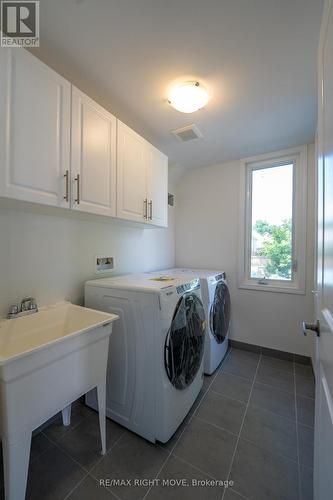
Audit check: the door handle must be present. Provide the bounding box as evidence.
[143,198,148,219]
[148,200,153,220]
[74,174,80,204]
[63,170,69,202]
[302,320,320,337]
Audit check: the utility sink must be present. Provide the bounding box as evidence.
[0,302,118,500]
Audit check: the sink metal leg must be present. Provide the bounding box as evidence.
[97,382,107,455]
[2,431,32,500]
[62,404,72,426]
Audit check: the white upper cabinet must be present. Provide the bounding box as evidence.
[147,146,168,227]
[71,87,117,217]
[117,121,149,223]
[0,48,71,207]
[117,121,168,226]
[0,49,168,226]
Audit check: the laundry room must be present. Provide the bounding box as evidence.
[0,1,331,500]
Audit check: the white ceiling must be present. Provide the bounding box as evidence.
[35,0,323,170]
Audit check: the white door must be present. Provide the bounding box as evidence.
[312,1,333,498]
[147,146,168,227]
[0,48,71,207]
[71,87,116,216]
[116,121,148,223]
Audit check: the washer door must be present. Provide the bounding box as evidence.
[164,293,205,390]
[209,280,231,344]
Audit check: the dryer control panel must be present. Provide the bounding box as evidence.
[209,272,226,285]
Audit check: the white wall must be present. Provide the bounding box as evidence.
[0,142,315,357]
[175,144,316,356]
[0,200,175,317]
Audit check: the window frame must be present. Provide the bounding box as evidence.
[238,146,307,294]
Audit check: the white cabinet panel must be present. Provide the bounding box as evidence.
[117,121,168,226]
[147,146,168,227]
[71,87,116,216]
[117,121,148,223]
[0,48,71,207]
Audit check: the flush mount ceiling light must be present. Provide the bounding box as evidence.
[167,81,209,113]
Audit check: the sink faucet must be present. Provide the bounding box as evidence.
[20,297,38,312]
[7,297,38,319]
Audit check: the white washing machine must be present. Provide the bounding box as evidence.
[84,273,206,443]
[149,269,230,375]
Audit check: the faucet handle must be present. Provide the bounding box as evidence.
[30,298,38,311]
[8,304,19,316]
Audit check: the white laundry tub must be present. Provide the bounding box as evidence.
[0,302,118,500]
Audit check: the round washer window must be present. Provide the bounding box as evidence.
[164,293,205,390]
[209,281,231,344]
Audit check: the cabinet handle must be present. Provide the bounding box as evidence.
[148,200,153,220]
[143,198,148,219]
[63,170,69,202]
[74,174,80,204]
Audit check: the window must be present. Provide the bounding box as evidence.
[239,146,307,294]
[251,163,294,280]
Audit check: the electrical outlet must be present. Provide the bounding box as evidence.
[95,256,114,274]
[168,193,174,206]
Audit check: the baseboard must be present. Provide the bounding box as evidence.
[229,339,312,365]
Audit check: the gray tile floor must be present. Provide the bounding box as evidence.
[0,347,315,500]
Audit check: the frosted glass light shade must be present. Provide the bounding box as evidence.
[168,81,209,113]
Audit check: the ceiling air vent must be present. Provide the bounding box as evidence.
[171,124,203,142]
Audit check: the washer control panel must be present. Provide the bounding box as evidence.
[176,279,200,295]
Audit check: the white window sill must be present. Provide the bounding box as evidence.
[238,280,306,295]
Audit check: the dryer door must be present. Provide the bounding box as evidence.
[164,293,205,390]
[209,280,231,344]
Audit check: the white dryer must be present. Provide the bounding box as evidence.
[149,269,230,375]
[84,273,206,443]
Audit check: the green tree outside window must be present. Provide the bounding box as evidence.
[254,219,292,279]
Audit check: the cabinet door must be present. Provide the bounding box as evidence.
[147,146,168,227]
[117,121,148,222]
[71,87,116,216]
[0,48,71,207]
